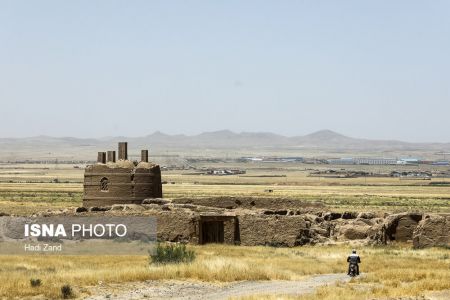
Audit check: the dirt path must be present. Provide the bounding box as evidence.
[85,274,349,300]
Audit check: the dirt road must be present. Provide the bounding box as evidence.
[85,273,349,300]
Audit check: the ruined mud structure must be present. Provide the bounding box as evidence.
[83,142,162,207]
[80,144,449,248]
[76,197,449,249]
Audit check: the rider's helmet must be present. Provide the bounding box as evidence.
[352,249,356,254]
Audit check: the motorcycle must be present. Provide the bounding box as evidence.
[348,263,358,277]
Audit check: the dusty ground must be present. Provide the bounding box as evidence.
[84,274,348,299]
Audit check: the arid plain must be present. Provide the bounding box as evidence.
[0,158,449,299]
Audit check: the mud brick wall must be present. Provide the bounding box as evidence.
[150,210,198,243]
[413,214,450,248]
[134,167,162,198]
[223,218,236,244]
[238,214,307,247]
[394,215,421,242]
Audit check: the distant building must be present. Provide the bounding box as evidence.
[327,158,397,165]
[261,157,304,163]
[241,157,303,163]
[327,157,424,166]
[432,161,450,166]
[399,158,420,165]
[206,169,246,175]
[242,157,263,162]
[391,171,432,180]
[327,158,355,165]
[356,158,397,165]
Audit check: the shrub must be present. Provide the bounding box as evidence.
[30,278,41,287]
[150,243,196,265]
[61,284,74,299]
[438,244,450,250]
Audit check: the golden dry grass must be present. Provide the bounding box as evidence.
[0,244,448,299]
[237,245,450,300]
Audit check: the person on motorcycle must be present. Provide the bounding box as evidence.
[347,249,361,275]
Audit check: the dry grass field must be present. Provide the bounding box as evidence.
[0,244,448,299]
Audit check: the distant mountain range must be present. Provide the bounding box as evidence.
[1,130,449,154]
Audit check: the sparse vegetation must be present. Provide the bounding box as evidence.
[150,243,196,265]
[30,278,41,287]
[61,284,74,299]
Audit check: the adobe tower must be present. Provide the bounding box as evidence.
[83,142,162,207]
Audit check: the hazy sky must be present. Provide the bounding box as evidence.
[0,1,449,142]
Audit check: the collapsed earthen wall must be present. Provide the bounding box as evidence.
[413,214,450,248]
[73,200,450,249]
[172,197,323,211]
[382,213,422,243]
